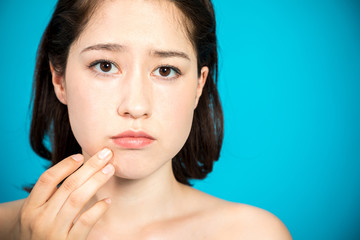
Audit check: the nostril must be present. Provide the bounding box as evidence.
[118,107,151,119]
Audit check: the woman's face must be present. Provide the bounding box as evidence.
[52,0,208,179]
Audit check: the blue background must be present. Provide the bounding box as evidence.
[1,0,359,239]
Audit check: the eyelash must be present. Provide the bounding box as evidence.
[88,60,182,80]
[153,64,182,81]
[88,59,119,78]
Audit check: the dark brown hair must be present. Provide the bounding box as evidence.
[27,0,223,191]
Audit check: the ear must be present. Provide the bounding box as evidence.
[50,62,67,105]
[194,66,209,109]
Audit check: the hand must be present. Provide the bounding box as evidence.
[13,148,115,240]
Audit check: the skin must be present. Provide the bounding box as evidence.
[0,0,292,239]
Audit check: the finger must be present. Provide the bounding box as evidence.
[25,154,84,208]
[53,163,115,235]
[44,148,112,217]
[68,198,111,240]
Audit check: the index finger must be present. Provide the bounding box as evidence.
[25,154,84,208]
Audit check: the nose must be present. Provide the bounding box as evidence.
[117,68,152,119]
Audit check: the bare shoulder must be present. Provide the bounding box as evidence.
[0,198,26,238]
[218,201,292,239]
[184,188,292,240]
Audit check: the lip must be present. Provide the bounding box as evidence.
[111,130,155,149]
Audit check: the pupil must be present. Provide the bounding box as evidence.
[100,62,111,72]
[160,67,170,76]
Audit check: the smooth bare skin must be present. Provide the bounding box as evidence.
[0,0,292,239]
[0,149,115,240]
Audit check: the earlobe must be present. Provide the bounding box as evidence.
[50,62,67,105]
[194,66,209,109]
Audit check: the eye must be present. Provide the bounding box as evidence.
[153,66,181,80]
[90,60,119,74]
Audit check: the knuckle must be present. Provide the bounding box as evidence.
[38,170,56,185]
[68,193,85,208]
[94,171,108,182]
[77,213,95,227]
[61,177,78,192]
[87,158,102,170]
[75,202,108,228]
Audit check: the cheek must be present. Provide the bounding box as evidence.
[65,77,110,155]
[167,97,194,131]
[155,83,197,154]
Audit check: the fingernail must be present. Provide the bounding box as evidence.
[105,198,112,204]
[72,154,83,162]
[102,164,114,174]
[99,148,112,160]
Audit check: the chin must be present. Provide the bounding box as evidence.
[109,151,172,180]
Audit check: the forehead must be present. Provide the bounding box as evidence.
[72,0,194,58]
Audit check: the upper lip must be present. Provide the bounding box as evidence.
[111,130,155,140]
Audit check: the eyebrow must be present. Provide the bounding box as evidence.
[150,50,190,61]
[81,43,124,53]
[81,43,191,61]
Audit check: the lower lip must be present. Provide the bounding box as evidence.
[112,137,154,149]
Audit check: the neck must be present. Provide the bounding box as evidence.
[87,161,187,231]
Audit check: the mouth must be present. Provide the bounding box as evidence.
[111,130,155,149]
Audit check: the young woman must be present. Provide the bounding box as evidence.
[0,0,292,239]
